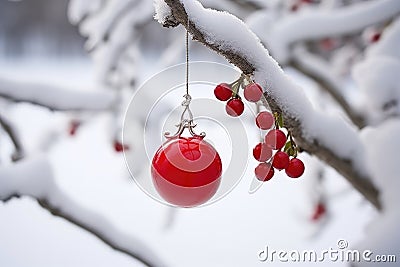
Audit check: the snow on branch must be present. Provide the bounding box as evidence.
[159,0,381,210]
[353,17,400,124]
[291,45,366,129]
[0,157,167,267]
[0,114,24,161]
[266,0,400,62]
[0,77,116,111]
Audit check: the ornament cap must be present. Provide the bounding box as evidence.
[164,94,206,139]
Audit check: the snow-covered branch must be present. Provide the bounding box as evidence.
[291,45,366,128]
[265,0,400,62]
[0,114,24,161]
[0,157,167,267]
[353,17,400,124]
[158,0,381,210]
[0,77,116,111]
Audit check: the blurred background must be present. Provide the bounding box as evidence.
[0,0,397,266]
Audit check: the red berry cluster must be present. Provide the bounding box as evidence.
[214,76,263,117]
[253,113,305,181]
[214,75,305,182]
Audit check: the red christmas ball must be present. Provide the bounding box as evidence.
[151,137,222,207]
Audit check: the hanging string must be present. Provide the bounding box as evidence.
[185,18,189,96]
[164,15,205,139]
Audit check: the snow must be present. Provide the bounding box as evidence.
[154,0,172,24]
[181,0,272,72]
[0,156,54,199]
[0,56,375,267]
[80,0,134,50]
[0,156,167,267]
[72,0,154,88]
[353,18,400,124]
[2,0,399,266]
[68,0,104,25]
[353,57,400,120]
[358,119,400,266]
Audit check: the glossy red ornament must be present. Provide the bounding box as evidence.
[151,137,222,207]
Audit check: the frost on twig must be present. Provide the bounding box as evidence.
[0,157,167,267]
[158,0,381,210]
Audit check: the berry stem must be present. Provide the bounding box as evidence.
[288,130,299,158]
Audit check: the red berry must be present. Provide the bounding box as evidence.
[226,98,244,117]
[265,129,287,150]
[311,202,326,221]
[214,83,232,101]
[370,32,381,43]
[285,158,305,178]
[151,137,222,207]
[114,141,129,152]
[291,3,299,12]
[255,162,274,181]
[256,111,274,130]
[244,83,263,102]
[253,143,272,162]
[272,151,289,170]
[68,120,81,136]
[320,38,336,51]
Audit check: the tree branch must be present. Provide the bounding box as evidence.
[290,45,366,129]
[0,113,24,161]
[265,0,400,63]
[160,0,381,210]
[0,77,116,111]
[0,157,167,267]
